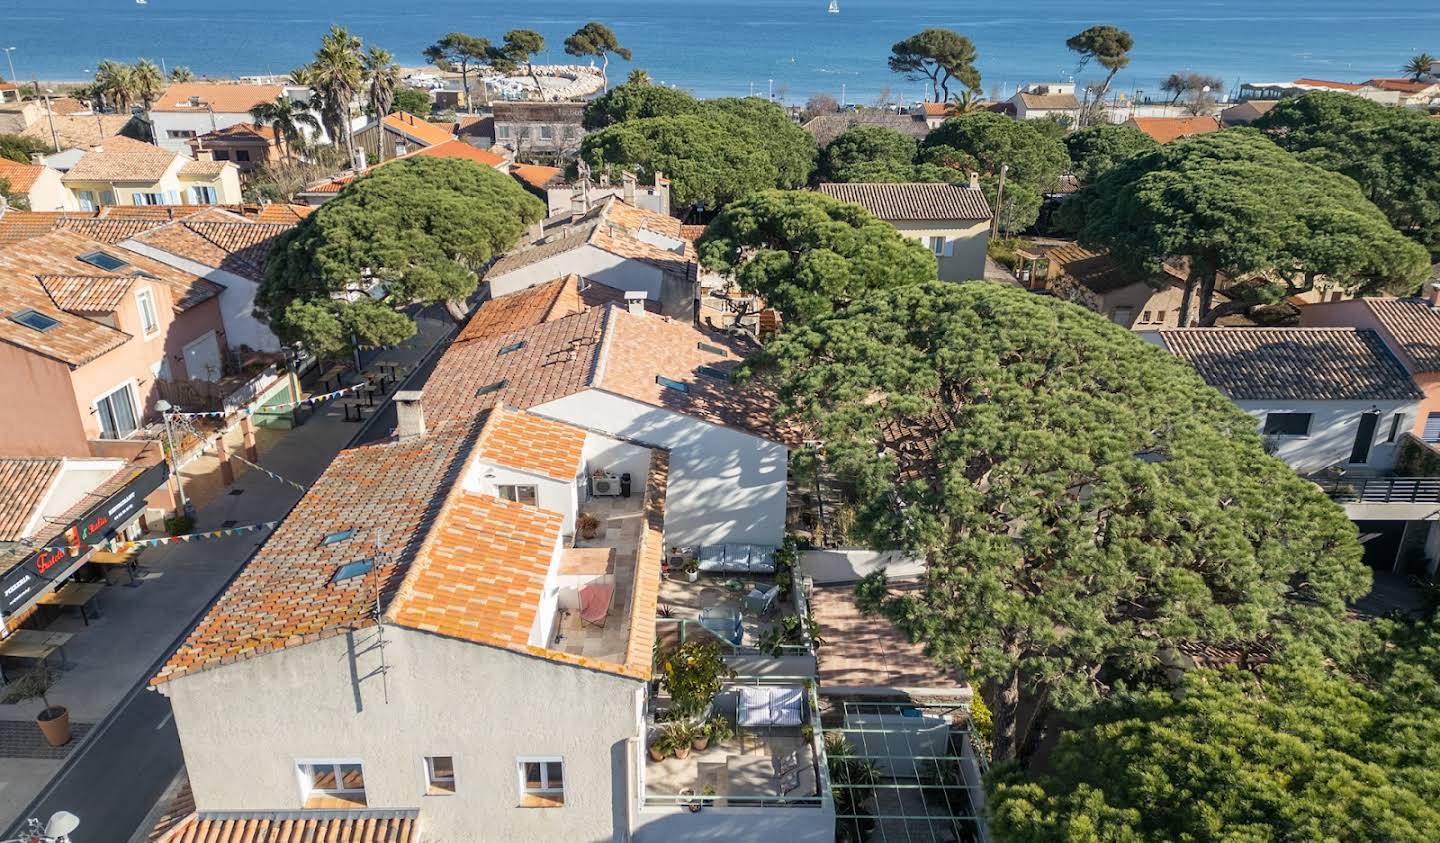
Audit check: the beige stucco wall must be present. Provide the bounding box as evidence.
[889,219,988,282]
[1052,275,1192,329]
[25,167,74,211]
[0,341,90,456]
[65,157,240,207]
[162,627,644,842]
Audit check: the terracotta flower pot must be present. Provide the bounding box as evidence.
[692,736,710,751]
[673,744,691,760]
[36,705,70,747]
[648,744,667,762]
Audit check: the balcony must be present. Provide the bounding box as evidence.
[655,567,818,676]
[1312,476,1440,504]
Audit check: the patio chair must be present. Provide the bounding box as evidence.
[697,606,743,646]
[579,582,615,627]
[742,585,780,617]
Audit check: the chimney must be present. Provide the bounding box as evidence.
[194,148,214,161]
[655,171,671,212]
[526,219,544,241]
[571,185,587,215]
[968,171,980,190]
[1429,279,1440,309]
[624,291,646,317]
[394,390,426,441]
[29,152,44,165]
[622,171,637,204]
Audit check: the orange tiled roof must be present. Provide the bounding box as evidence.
[920,101,949,117]
[0,159,44,193]
[413,138,506,167]
[63,150,180,183]
[0,458,62,541]
[150,83,285,114]
[126,209,293,281]
[382,112,455,147]
[388,491,563,648]
[484,198,695,282]
[510,162,562,189]
[38,274,136,313]
[195,121,277,142]
[178,159,230,179]
[155,811,420,843]
[56,217,178,244]
[455,274,631,344]
[1127,115,1222,144]
[478,405,586,481]
[1293,78,1364,91]
[20,114,136,150]
[253,203,312,224]
[0,211,67,245]
[679,224,708,242]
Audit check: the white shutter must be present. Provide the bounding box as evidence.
[132,193,145,206]
[1422,412,1440,443]
[943,238,955,257]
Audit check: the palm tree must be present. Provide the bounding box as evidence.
[169,66,194,83]
[363,47,401,161]
[946,90,982,116]
[133,58,166,142]
[94,60,139,113]
[307,26,364,166]
[1404,53,1436,82]
[626,69,652,86]
[249,96,321,162]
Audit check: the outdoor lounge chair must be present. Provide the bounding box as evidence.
[579,582,615,627]
[742,585,780,616]
[698,606,743,646]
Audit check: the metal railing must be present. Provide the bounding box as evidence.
[1310,476,1440,504]
[655,617,813,658]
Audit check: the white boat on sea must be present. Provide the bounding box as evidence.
[828,0,839,13]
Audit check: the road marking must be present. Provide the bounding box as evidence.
[154,711,173,731]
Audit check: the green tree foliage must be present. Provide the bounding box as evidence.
[822,125,919,181]
[0,133,51,164]
[423,32,491,114]
[748,282,1368,763]
[923,112,1069,230]
[1061,128,1432,325]
[0,177,30,211]
[1063,123,1158,185]
[93,60,138,111]
[1255,91,1440,249]
[987,626,1440,842]
[1066,25,1133,126]
[363,48,401,161]
[1404,52,1436,81]
[582,79,703,130]
[888,29,982,102]
[493,29,546,93]
[249,96,321,162]
[304,26,365,166]
[391,86,432,117]
[168,66,194,83]
[581,97,815,210]
[697,190,936,324]
[564,22,632,89]
[261,157,545,357]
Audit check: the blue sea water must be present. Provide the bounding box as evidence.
[1,0,1436,102]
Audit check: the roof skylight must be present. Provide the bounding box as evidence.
[476,379,509,396]
[498,341,526,356]
[77,250,128,272]
[656,375,690,393]
[9,310,60,333]
[320,528,357,546]
[331,559,374,583]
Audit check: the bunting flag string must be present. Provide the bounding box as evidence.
[227,453,309,493]
[30,521,281,555]
[163,381,370,419]
[168,414,311,494]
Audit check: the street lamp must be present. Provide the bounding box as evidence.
[154,400,191,514]
[7,811,79,843]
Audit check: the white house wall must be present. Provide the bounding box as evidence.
[1237,399,1417,475]
[118,241,282,352]
[464,460,578,535]
[534,390,787,548]
[489,245,665,303]
[161,627,643,842]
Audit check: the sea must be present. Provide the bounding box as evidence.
[2,0,1437,103]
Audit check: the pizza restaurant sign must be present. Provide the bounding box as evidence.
[1,461,168,617]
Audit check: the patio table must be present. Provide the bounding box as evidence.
[39,582,105,626]
[0,630,75,681]
[89,550,139,585]
[724,754,776,797]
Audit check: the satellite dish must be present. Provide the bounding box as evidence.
[46,812,80,839]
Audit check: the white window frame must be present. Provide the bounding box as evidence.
[421,755,457,795]
[133,192,165,206]
[516,756,564,807]
[929,236,945,256]
[498,484,538,506]
[295,759,367,806]
[497,125,512,140]
[76,190,97,212]
[539,124,555,141]
[189,185,217,204]
[135,287,159,337]
[93,379,139,440]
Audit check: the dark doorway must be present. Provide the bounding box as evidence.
[1349,412,1380,464]
[1355,520,1406,572]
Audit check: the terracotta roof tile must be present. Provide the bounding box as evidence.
[1161,327,1422,401]
[454,275,635,345]
[155,810,420,843]
[0,458,62,541]
[802,113,930,147]
[479,406,586,481]
[1016,92,1080,110]
[150,83,285,114]
[382,112,455,147]
[19,114,136,149]
[178,159,230,179]
[413,139,505,167]
[38,274,136,313]
[1127,116,1222,144]
[1045,243,1183,295]
[254,203,312,224]
[510,162,562,189]
[484,198,695,282]
[817,182,992,221]
[195,122,276,142]
[1364,298,1440,371]
[63,150,180,182]
[0,159,44,193]
[126,212,292,281]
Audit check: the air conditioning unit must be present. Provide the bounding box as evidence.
[592,473,622,497]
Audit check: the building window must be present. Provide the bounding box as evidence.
[517,758,564,808]
[1111,307,1133,326]
[424,756,456,795]
[1423,412,1440,444]
[189,185,217,204]
[95,382,139,439]
[235,149,251,162]
[212,150,230,161]
[497,125,512,140]
[135,288,159,336]
[133,192,165,206]
[1263,412,1312,437]
[1388,412,1405,443]
[76,190,97,211]
[297,761,367,808]
[1140,310,1153,324]
[166,129,197,139]
[78,250,128,271]
[9,309,60,333]
[539,125,555,141]
[498,484,538,506]
[565,125,580,139]
[928,236,945,256]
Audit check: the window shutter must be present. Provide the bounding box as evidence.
[1423,412,1440,443]
[101,191,115,206]
[943,238,955,257]
[132,193,145,206]
[166,190,181,205]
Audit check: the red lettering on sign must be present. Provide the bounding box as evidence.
[34,549,65,575]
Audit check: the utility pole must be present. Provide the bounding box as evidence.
[154,401,191,515]
[37,80,59,151]
[991,163,1009,239]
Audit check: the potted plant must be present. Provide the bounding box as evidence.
[578,512,600,540]
[679,786,699,813]
[704,715,733,748]
[5,668,69,747]
[701,784,716,810]
[648,732,670,762]
[659,640,735,723]
[684,558,700,583]
[666,722,695,760]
